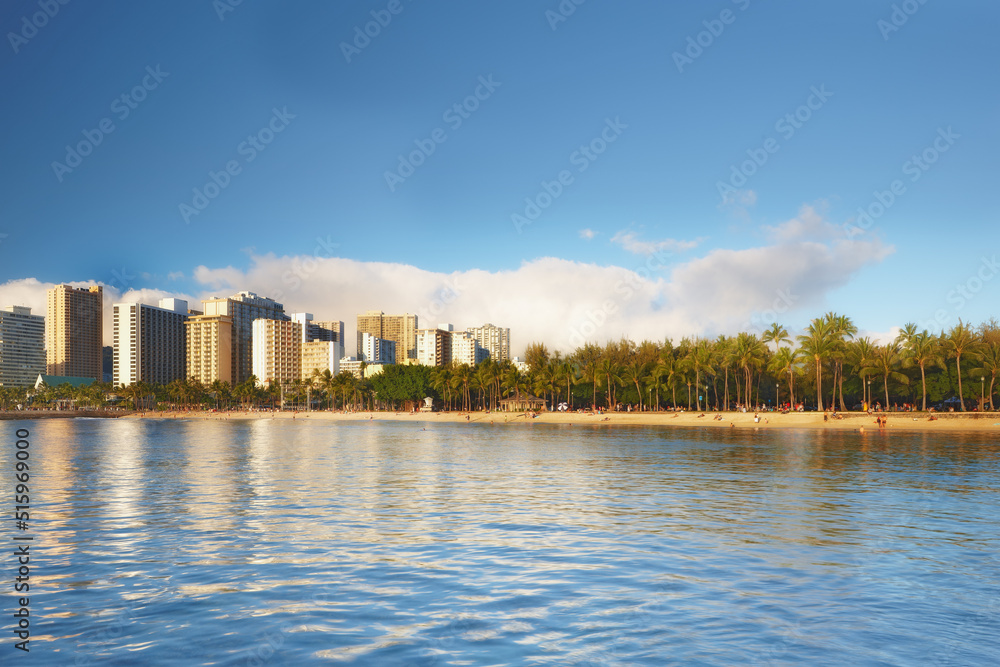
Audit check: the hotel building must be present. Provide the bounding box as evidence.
[46,284,103,380]
[251,319,301,387]
[356,310,417,364]
[202,291,287,385]
[291,314,344,381]
[0,306,45,387]
[416,327,453,366]
[359,332,395,365]
[185,314,233,385]
[467,323,510,362]
[302,341,340,381]
[451,330,487,366]
[112,298,188,386]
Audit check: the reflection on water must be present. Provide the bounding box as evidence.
[3,419,999,665]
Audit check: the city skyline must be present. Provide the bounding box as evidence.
[1,2,997,354]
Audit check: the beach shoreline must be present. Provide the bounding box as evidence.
[5,409,998,432]
[104,408,1000,433]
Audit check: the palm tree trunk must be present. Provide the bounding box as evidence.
[956,355,965,411]
[724,369,729,411]
[838,362,847,412]
[920,363,927,411]
[695,369,701,410]
[815,356,822,410]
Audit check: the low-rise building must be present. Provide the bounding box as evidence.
[339,356,387,379]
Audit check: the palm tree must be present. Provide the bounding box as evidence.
[945,321,979,411]
[797,318,836,410]
[430,366,453,410]
[902,331,942,411]
[847,337,877,408]
[762,323,791,352]
[732,332,766,409]
[532,362,558,411]
[824,313,857,411]
[767,346,798,407]
[598,357,622,410]
[686,340,713,411]
[895,322,919,348]
[869,342,909,409]
[555,359,577,409]
[621,360,651,411]
[451,364,473,412]
[969,341,1000,411]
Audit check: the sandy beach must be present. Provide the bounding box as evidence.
[118,408,1000,433]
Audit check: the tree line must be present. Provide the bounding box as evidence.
[2,314,997,413]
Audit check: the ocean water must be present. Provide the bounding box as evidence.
[3,418,999,665]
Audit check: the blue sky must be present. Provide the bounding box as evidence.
[1,1,997,350]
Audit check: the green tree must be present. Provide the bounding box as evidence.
[869,341,909,408]
[902,331,942,411]
[968,341,1000,411]
[797,318,836,409]
[945,320,979,411]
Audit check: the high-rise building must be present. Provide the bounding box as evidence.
[356,310,417,364]
[185,314,233,385]
[359,332,395,364]
[451,330,487,366]
[291,314,345,370]
[0,306,45,387]
[202,291,287,385]
[112,299,188,386]
[312,320,345,344]
[302,341,340,381]
[416,327,453,366]
[251,319,301,387]
[467,323,510,362]
[46,284,103,380]
[102,346,113,383]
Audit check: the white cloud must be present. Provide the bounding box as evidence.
[578,228,597,240]
[0,205,893,355]
[167,271,185,280]
[763,203,839,242]
[610,229,700,256]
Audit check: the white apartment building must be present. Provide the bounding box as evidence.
[467,323,510,362]
[451,330,487,366]
[359,332,395,364]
